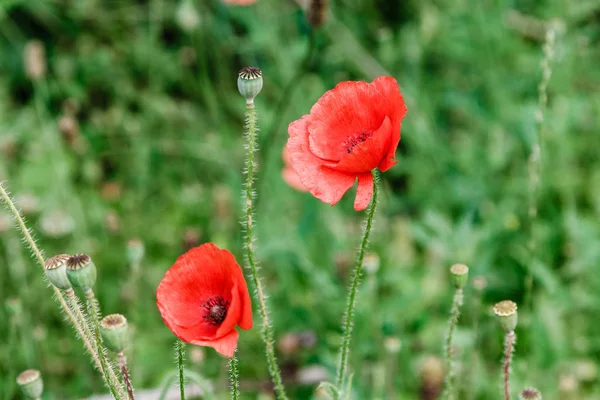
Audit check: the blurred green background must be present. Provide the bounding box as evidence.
[1,0,600,399]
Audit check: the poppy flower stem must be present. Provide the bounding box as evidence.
[0,181,124,397]
[117,352,135,400]
[176,340,186,400]
[85,290,127,399]
[243,103,288,399]
[502,331,516,400]
[334,169,380,396]
[442,288,464,400]
[229,352,240,400]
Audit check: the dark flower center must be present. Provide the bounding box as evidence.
[202,296,230,326]
[342,131,372,154]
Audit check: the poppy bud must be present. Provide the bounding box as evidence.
[449,263,469,289]
[307,0,327,28]
[176,0,200,32]
[45,254,72,291]
[237,67,263,104]
[363,252,380,274]
[66,254,97,291]
[23,40,46,80]
[16,369,43,399]
[493,300,518,333]
[126,238,145,266]
[100,314,129,353]
[520,387,542,400]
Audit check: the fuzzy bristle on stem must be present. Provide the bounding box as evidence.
[503,331,517,400]
[442,288,464,399]
[176,340,186,400]
[0,182,125,397]
[334,169,380,398]
[229,351,240,400]
[242,102,288,399]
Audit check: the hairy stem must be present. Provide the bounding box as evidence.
[525,26,556,311]
[503,331,516,400]
[86,291,126,399]
[243,103,288,399]
[118,352,135,400]
[229,352,240,400]
[334,169,380,396]
[176,340,186,400]
[443,288,464,399]
[0,182,117,389]
[65,291,103,371]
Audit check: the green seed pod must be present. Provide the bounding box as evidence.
[16,369,43,399]
[493,300,518,333]
[237,67,263,104]
[44,254,72,290]
[66,254,97,290]
[126,238,145,265]
[449,263,469,289]
[520,387,542,400]
[100,314,129,353]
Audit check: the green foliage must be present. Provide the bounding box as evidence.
[1,0,599,398]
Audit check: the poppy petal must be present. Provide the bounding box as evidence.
[307,81,390,161]
[288,117,356,206]
[354,173,374,211]
[333,116,392,173]
[191,330,239,358]
[371,76,407,172]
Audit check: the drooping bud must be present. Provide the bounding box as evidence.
[100,314,129,353]
[307,0,327,28]
[449,263,469,289]
[66,254,97,291]
[24,40,46,80]
[493,300,518,333]
[520,387,542,400]
[44,254,72,291]
[237,67,263,104]
[16,369,43,399]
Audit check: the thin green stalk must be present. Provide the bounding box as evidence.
[243,103,288,399]
[443,288,464,400]
[176,340,186,400]
[334,169,380,396]
[524,27,556,312]
[86,291,125,400]
[229,352,240,400]
[65,292,103,372]
[503,331,516,400]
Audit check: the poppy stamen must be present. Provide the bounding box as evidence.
[202,296,230,325]
[343,131,373,154]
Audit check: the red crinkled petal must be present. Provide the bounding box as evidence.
[191,330,240,358]
[371,76,407,172]
[333,116,392,174]
[307,81,391,161]
[287,116,356,206]
[354,172,374,211]
[156,243,252,349]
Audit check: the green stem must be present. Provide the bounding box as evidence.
[334,169,380,396]
[176,340,186,400]
[86,292,125,400]
[65,292,103,372]
[243,103,288,399]
[442,288,464,400]
[229,352,240,400]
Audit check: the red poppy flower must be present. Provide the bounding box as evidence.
[286,76,407,211]
[156,243,252,357]
[282,147,308,192]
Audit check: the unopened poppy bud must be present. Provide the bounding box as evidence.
[45,254,72,291]
[238,67,263,104]
[66,254,97,290]
[493,300,518,332]
[16,369,43,399]
[24,40,46,80]
[100,314,129,353]
[307,0,327,28]
[126,238,145,265]
[449,263,469,289]
[520,387,542,400]
[176,0,200,32]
